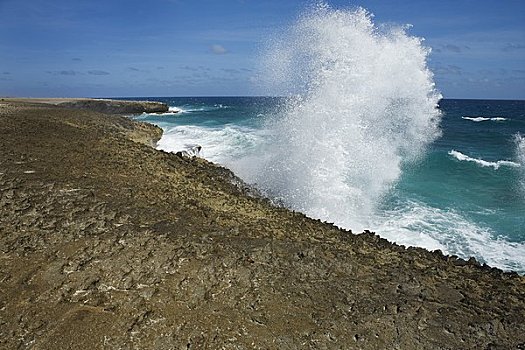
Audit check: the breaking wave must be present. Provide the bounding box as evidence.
[377,200,525,272]
[462,116,508,122]
[157,124,263,163]
[448,150,520,170]
[238,3,441,231]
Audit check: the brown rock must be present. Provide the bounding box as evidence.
[0,100,523,349]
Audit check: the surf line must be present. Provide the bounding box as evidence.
[448,150,520,170]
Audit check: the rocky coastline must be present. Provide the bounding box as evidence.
[0,99,524,349]
[1,97,169,114]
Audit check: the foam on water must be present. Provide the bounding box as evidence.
[462,116,508,122]
[157,124,262,163]
[237,3,441,231]
[376,201,525,271]
[448,150,520,170]
[170,104,229,114]
[168,106,183,113]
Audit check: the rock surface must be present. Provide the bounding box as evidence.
[59,99,168,114]
[0,100,524,349]
[1,98,169,114]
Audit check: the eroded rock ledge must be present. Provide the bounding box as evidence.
[0,100,524,349]
[1,97,169,114]
[59,99,169,114]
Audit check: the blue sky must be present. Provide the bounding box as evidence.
[0,0,524,99]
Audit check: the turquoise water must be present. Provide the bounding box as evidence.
[410,100,524,240]
[131,97,525,272]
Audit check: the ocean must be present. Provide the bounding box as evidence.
[128,5,523,273]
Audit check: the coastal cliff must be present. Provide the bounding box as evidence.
[0,100,524,349]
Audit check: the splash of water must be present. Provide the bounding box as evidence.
[240,3,442,231]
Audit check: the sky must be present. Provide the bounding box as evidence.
[0,0,524,99]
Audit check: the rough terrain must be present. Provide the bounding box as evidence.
[1,98,168,114]
[0,100,524,349]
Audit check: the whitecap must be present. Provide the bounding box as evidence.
[448,150,520,170]
[462,116,508,122]
[157,124,263,163]
[134,107,183,118]
[168,106,184,113]
[376,201,525,272]
[169,105,228,113]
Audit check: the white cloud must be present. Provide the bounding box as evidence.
[210,44,228,55]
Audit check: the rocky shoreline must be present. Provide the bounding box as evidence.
[0,99,524,349]
[1,97,169,114]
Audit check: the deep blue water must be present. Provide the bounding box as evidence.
[128,97,525,272]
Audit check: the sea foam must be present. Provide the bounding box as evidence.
[157,124,262,163]
[238,3,441,231]
[163,104,230,115]
[377,201,525,272]
[168,106,183,113]
[462,116,508,122]
[448,150,520,170]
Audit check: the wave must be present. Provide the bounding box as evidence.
[137,104,230,116]
[448,150,520,170]
[156,124,263,163]
[237,3,441,232]
[148,111,182,117]
[132,106,183,117]
[168,106,183,113]
[462,116,508,122]
[376,201,525,272]
[167,104,229,114]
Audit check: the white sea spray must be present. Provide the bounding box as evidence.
[239,3,442,231]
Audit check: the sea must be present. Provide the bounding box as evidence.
[126,5,524,273]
